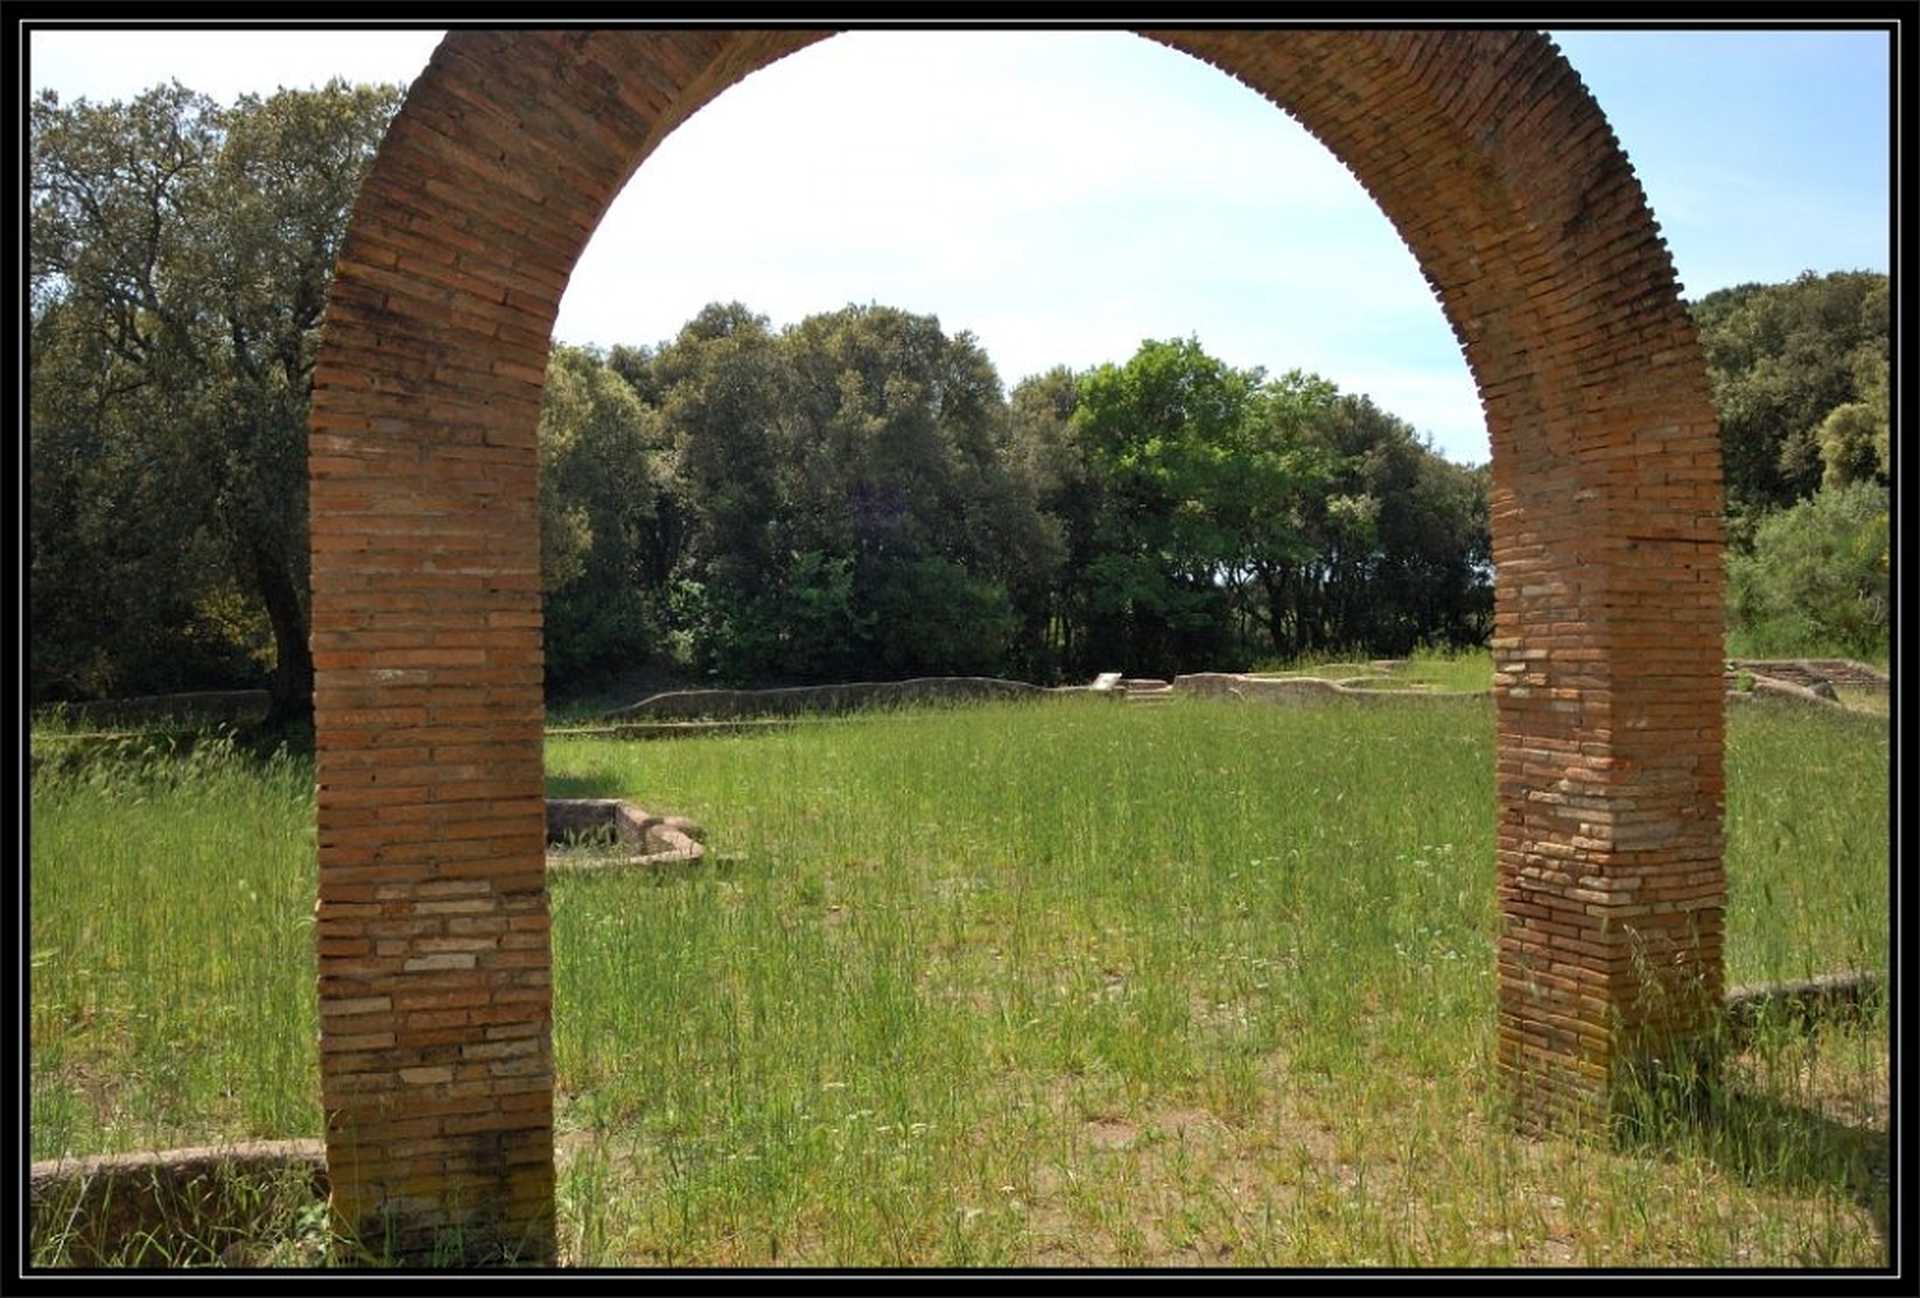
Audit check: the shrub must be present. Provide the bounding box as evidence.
[1727,481,1889,658]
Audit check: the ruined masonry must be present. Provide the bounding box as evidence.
[307,30,1726,1262]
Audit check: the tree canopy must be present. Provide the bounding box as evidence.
[1687,269,1891,660]
[30,79,403,721]
[1691,270,1889,527]
[530,323,1493,691]
[31,77,1886,717]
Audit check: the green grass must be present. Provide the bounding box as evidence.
[30,696,1889,1266]
[30,736,320,1162]
[1725,628,1890,674]
[1250,660,1380,679]
[1834,687,1888,716]
[1395,646,1494,693]
[29,1158,341,1268]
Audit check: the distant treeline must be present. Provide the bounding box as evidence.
[532,308,1492,692]
[27,80,1887,721]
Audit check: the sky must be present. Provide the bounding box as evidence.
[24,24,1894,468]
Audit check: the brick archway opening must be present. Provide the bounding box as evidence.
[308,29,1725,1262]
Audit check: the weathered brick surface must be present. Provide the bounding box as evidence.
[310,28,1724,1258]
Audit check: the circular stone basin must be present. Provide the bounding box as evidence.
[545,798,705,874]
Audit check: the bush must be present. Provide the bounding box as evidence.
[678,551,874,686]
[1727,481,1889,658]
[864,555,1018,679]
[542,584,664,692]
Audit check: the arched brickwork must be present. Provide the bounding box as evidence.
[308,29,1725,1261]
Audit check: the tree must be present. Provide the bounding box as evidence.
[1003,367,1091,676]
[1691,270,1890,524]
[536,345,682,687]
[652,302,1056,685]
[29,79,403,723]
[29,297,252,700]
[1817,345,1890,489]
[1225,371,1341,657]
[1071,337,1265,675]
[649,303,797,681]
[1004,338,1488,676]
[1230,387,1490,659]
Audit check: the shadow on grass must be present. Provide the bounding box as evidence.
[1709,1090,1889,1254]
[234,716,314,762]
[1615,1067,1891,1263]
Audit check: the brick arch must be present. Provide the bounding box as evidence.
[308,29,1725,1261]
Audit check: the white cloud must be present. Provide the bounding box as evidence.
[23,27,1498,461]
[558,30,1485,455]
[50,25,1886,471]
[28,27,443,104]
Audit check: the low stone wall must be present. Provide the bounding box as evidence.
[1726,675,1845,708]
[545,798,705,874]
[1723,970,1883,1047]
[604,676,1060,723]
[28,1140,327,1267]
[1729,658,1889,690]
[1722,658,1897,710]
[1176,673,1337,704]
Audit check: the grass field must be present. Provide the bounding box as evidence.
[1835,686,1889,717]
[28,691,1890,1267]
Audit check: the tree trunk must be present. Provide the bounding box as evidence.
[248,534,313,729]
[1261,568,1292,659]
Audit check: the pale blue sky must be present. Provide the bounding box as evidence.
[26,24,1893,467]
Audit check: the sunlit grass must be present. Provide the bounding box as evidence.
[1246,646,1491,693]
[1397,646,1494,693]
[29,695,1888,1266]
[29,736,319,1161]
[1833,687,1888,717]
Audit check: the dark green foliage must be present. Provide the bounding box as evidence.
[998,341,1489,680]
[535,305,1062,688]
[1692,270,1889,524]
[537,345,680,687]
[29,80,402,720]
[1727,482,1889,659]
[1002,367,1098,679]
[1246,390,1491,660]
[32,79,1523,703]
[1688,269,1891,661]
[865,556,1019,678]
[535,320,1502,691]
